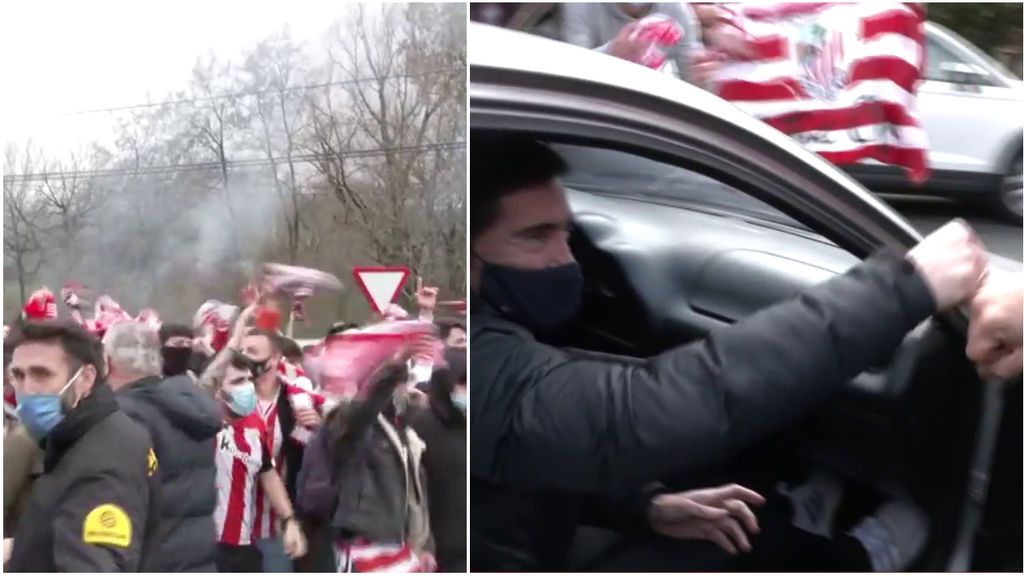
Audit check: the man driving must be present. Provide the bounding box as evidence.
[469,137,989,571]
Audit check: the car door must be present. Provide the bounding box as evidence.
[472,59,1020,571]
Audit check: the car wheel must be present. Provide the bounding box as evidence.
[992,155,1023,224]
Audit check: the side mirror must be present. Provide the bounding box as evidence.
[939,61,991,88]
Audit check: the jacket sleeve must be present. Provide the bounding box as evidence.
[478,253,935,491]
[52,468,150,572]
[337,362,408,442]
[580,482,668,532]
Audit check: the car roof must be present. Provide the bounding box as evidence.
[469,23,916,237]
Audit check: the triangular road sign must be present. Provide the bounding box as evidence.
[352,266,410,314]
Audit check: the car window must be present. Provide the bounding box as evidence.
[924,35,965,81]
[551,143,810,232]
[924,34,997,86]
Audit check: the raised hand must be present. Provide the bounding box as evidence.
[416,277,439,313]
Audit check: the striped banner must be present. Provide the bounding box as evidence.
[712,2,929,182]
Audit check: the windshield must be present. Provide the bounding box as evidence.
[551,143,810,231]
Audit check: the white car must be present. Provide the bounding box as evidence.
[845,22,1023,221]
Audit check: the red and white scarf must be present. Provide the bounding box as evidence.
[711,2,928,182]
[193,300,237,353]
[334,539,428,573]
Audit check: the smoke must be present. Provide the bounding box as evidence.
[30,165,283,322]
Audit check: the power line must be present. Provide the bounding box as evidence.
[2,141,465,183]
[57,68,464,117]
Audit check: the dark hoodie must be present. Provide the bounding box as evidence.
[116,374,221,572]
[409,349,467,572]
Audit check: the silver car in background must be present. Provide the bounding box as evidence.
[844,22,1023,221]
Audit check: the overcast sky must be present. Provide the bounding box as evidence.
[1,0,349,163]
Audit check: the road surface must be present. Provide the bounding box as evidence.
[886,198,1022,262]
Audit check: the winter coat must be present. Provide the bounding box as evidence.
[7,385,161,572]
[117,375,221,572]
[469,252,936,570]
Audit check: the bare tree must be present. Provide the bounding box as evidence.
[4,144,46,303]
[243,30,309,263]
[186,55,244,257]
[305,3,466,294]
[36,147,108,252]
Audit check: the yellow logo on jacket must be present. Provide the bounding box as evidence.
[147,448,158,477]
[82,504,132,548]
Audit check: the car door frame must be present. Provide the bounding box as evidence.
[471,63,1007,569]
[472,65,924,258]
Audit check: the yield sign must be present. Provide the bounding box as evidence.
[352,266,410,314]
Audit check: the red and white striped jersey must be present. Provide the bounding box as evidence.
[214,413,273,546]
[712,2,928,182]
[252,396,285,540]
[252,382,328,540]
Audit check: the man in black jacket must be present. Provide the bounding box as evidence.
[469,138,989,571]
[103,321,221,572]
[300,336,438,572]
[5,321,160,572]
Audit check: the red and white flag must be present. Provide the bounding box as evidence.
[316,320,444,398]
[711,2,928,182]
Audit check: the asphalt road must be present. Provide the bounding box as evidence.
[886,197,1023,262]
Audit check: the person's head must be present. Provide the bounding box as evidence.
[279,337,303,365]
[102,322,163,389]
[158,323,194,377]
[241,328,282,387]
[471,136,582,331]
[471,136,573,285]
[427,347,467,420]
[159,323,193,348]
[437,320,467,349]
[217,352,258,420]
[7,320,105,438]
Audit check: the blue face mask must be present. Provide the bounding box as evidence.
[478,258,584,333]
[223,381,257,417]
[451,391,467,414]
[16,366,84,440]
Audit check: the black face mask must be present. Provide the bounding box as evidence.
[248,356,274,379]
[477,257,584,333]
[161,347,192,377]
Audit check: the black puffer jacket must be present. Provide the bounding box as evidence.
[117,375,221,572]
[469,253,936,571]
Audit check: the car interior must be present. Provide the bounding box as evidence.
[478,129,1020,571]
